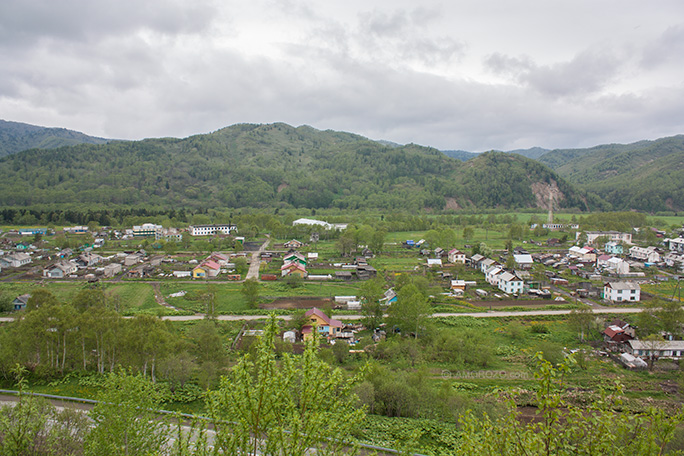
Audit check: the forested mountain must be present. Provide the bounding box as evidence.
[441,149,478,161]
[538,135,684,212]
[0,122,589,212]
[450,152,590,210]
[0,120,109,157]
[442,147,549,162]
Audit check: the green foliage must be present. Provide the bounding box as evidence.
[85,370,169,456]
[207,316,365,455]
[455,353,684,455]
[0,119,108,158]
[241,279,260,308]
[358,277,386,330]
[387,283,432,338]
[0,123,592,212]
[540,135,684,212]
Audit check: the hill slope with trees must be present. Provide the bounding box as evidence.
[538,135,684,212]
[0,122,589,212]
[0,120,109,157]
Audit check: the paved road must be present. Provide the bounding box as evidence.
[0,306,653,324]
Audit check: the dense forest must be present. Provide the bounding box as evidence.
[0,123,589,212]
[537,135,684,212]
[0,120,108,158]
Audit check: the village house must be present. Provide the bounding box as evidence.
[568,246,596,262]
[356,265,377,280]
[124,253,144,266]
[155,227,183,241]
[450,280,467,297]
[43,261,78,278]
[301,307,343,341]
[468,254,485,268]
[427,258,442,268]
[498,272,524,295]
[128,264,153,278]
[603,325,634,344]
[606,257,630,275]
[663,252,684,269]
[5,252,32,268]
[103,263,122,278]
[281,262,308,278]
[448,249,466,264]
[485,266,503,286]
[77,252,103,267]
[629,246,660,263]
[283,251,307,267]
[581,231,633,245]
[193,260,220,278]
[479,258,498,274]
[667,237,684,253]
[188,224,237,236]
[604,241,624,255]
[12,294,31,311]
[603,281,641,303]
[513,254,534,269]
[284,239,303,249]
[132,223,162,237]
[627,339,684,360]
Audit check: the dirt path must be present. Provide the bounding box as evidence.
[246,235,270,280]
[152,282,180,312]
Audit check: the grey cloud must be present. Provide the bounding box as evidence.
[0,0,218,47]
[641,25,684,68]
[485,50,624,97]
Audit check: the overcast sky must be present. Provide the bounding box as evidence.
[1,0,683,151]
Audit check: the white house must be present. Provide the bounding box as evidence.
[568,246,596,262]
[188,224,238,236]
[498,272,524,295]
[581,231,632,245]
[448,249,466,264]
[479,258,498,274]
[132,223,162,237]
[513,254,534,269]
[667,237,684,253]
[604,281,641,303]
[485,266,503,286]
[627,340,684,359]
[629,246,660,263]
[427,258,442,268]
[7,253,31,268]
[606,257,630,275]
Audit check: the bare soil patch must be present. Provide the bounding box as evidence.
[470,299,558,308]
[260,297,333,310]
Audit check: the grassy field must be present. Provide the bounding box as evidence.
[0,282,165,314]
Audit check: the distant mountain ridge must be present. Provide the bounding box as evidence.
[0,122,587,212]
[537,135,684,212]
[0,119,109,157]
[1,119,681,212]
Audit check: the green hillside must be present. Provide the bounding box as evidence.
[538,135,684,212]
[0,122,589,212]
[0,119,109,157]
[452,151,589,210]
